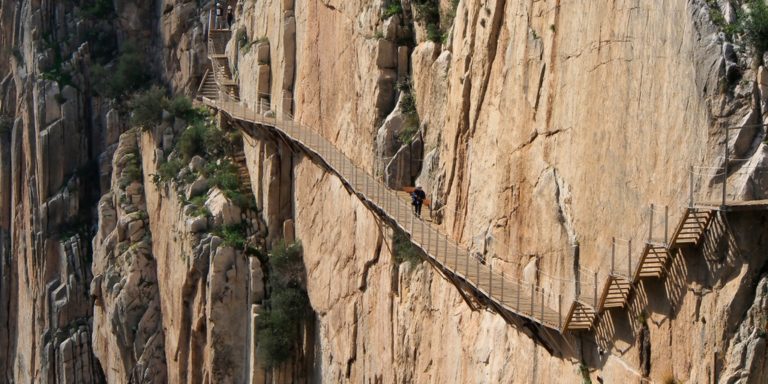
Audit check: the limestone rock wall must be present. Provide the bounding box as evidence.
[232,0,768,383]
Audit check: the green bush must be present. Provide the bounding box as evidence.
[187,195,211,217]
[91,42,151,99]
[383,2,403,18]
[393,230,422,264]
[256,240,310,368]
[270,241,304,287]
[129,86,166,130]
[214,224,247,248]
[155,157,185,184]
[80,0,115,19]
[178,122,207,160]
[167,95,195,120]
[740,0,768,60]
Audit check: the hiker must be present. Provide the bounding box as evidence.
[226,5,234,29]
[215,2,223,29]
[411,186,426,217]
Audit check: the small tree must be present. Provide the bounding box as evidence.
[740,0,768,61]
[129,86,165,130]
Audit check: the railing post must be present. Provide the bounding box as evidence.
[664,205,669,245]
[689,165,694,208]
[611,237,616,274]
[648,203,654,243]
[531,284,535,315]
[489,263,493,297]
[540,288,545,321]
[465,249,469,279]
[517,280,521,310]
[628,239,632,278]
[593,272,598,308]
[476,252,480,284]
[501,271,505,304]
[558,294,562,329]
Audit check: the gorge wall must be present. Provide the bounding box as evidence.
[1,0,768,383]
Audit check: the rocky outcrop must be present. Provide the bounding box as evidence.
[91,130,166,383]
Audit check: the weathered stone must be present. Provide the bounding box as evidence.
[383,15,400,40]
[256,41,270,64]
[258,64,271,96]
[187,216,208,233]
[188,155,206,172]
[205,188,242,226]
[186,176,209,200]
[377,39,397,69]
[375,69,398,118]
[282,16,296,90]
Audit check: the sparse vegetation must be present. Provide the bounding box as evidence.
[396,78,420,145]
[739,0,768,61]
[79,0,115,19]
[119,152,143,189]
[186,195,211,218]
[383,2,403,18]
[412,0,443,43]
[256,241,310,368]
[91,42,151,99]
[214,223,247,248]
[578,363,592,384]
[393,230,422,264]
[128,86,166,131]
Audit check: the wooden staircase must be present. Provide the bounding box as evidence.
[599,275,632,310]
[207,28,240,101]
[670,208,714,248]
[196,68,219,100]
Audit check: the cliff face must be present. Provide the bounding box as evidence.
[2,0,768,383]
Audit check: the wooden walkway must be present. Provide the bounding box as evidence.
[199,16,768,333]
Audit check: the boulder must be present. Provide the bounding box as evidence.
[187,216,208,233]
[205,188,242,226]
[375,69,398,119]
[186,176,209,200]
[189,155,206,172]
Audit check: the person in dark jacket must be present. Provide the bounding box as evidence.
[411,186,426,217]
[226,5,233,29]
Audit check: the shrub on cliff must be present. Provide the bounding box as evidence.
[129,86,165,130]
[740,0,768,60]
[256,241,310,368]
[393,230,422,264]
[91,42,151,99]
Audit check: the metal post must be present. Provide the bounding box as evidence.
[611,237,616,274]
[531,284,535,315]
[664,205,669,245]
[476,252,480,284]
[501,271,505,303]
[593,272,598,308]
[517,280,521,310]
[628,239,632,278]
[540,288,545,321]
[489,263,493,297]
[689,165,694,208]
[648,203,654,243]
[425,221,430,256]
[558,294,562,329]
[461,249,467,277]
[723,127,728,208]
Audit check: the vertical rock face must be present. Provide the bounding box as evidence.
[91,130,166,383]
[2,0,768,383]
